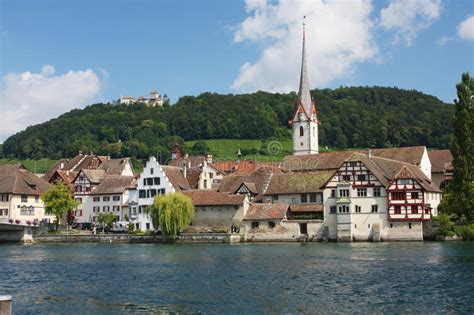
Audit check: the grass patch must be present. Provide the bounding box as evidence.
[0,158,58,174]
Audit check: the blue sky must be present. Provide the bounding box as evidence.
[0,0,473,141]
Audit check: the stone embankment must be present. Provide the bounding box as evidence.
[33,233,241,244]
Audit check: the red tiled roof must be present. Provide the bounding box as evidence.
[161,166,191,191]
[289,204,323,212]
[218,169,273,195]
[0,164,50,195]
[244,203,289,220]
[428,150,453,173]
[91,176,136,195]
[182,189,245,206]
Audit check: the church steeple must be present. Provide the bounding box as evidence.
[298,21,313,118]
[290,17,319,156]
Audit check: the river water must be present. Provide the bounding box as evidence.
[0,242,473,314]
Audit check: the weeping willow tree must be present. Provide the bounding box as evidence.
[146,192,195,239]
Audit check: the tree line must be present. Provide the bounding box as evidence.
[2,86,454,160]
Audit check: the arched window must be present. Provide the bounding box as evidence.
[299,126,304,137]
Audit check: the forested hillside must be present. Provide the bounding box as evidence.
[2,86,454,160]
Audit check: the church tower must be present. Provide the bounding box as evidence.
[289,21,319,155]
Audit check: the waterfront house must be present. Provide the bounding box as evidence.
[130,156,190,231]
[182,189,248,232]
[0,164,54,225]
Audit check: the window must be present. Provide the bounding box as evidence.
[409,223,412,229]
[357,174,368,181]
[371,205,378,213]
[21,195,28,203]
[153,177,160,185]
[0,194,9,202]
[390,223,393,228]
[374,187,381,197]
[411,205,418,214]
[357,188,367,197]
[93,206,100,212]
[348,162,357,167]
[160,188,165,195]
[139,190,146,198]
[150,168,154,175]
[331,189,336,198]
[113,196,120,201]
[146,223,150,230]
[391,192,406,200]
[35,196,40,203]
[399,179,411,185]
[143,178,147,186]
[75,210,83,217]
[113,206,120,212]
[272,195,279,202]
[342,175,351,181]
[394,205,402,214]
[251,221,259,229]
[103,206,110,212]
[310,193,317,203]
[76,198,82,204]
[0,209,8,216]
[204,180,208,189]
[299,126,304,136]
[338,205,349,213]
[411,192,419,199]
[355,205,361,213]
[103,196,110,202]
[93,197,100,202]
[146,178,154,186]
[339,189,350,197]
[313,127,316,137]
[330,206,337,214]
[268,221,275,229]
[425,208,430,214]
[150,189,157,197]
[301,194,307,203]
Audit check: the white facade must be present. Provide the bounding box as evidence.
[292,113,319,155]
[130,156,177,231]
[0,193,54,224]
[419,147,432,179]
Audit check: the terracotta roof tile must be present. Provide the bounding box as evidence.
[91,176,135,195]
[218,169,273,195]
[0,164,50,195]
[428,150,453,173]
[244,203,289,220]
[161,166,190,191]
[98,158,131,175]
[289,204,323,212]
[264,170,334,195]
[182,189,245,206]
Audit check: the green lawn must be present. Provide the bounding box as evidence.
[0,158,58,174]
[185,139,333,161]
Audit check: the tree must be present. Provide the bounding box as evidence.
[98,213,117,233]
[191,141,210,155]
[146,192,195,239]
[41,181,78,231]
[440,73,474,220]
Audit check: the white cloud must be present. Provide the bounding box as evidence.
[232,0,377,93]
[436,35,454,46]
[458,16,474,40]
[0,65,102,141]
[379,0,442,46]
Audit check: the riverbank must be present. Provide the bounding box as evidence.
[33,233,241,243]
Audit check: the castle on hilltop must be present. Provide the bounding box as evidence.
[119,89,164,107]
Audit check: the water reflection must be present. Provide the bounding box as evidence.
[0,242,473,314]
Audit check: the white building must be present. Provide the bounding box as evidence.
[169,153,224,190]
[130,156,190,231]
[0,164,55,225]
[119,89,164,106]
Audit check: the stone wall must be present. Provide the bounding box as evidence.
[33,233,237,243]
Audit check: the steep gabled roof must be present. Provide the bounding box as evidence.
[161,166,191,191]
[91,176,136,195]
[42,159,68,182]
[182,189,245,206]
[218,169,272,196]
[264,170,334,195]
[428,149,453,173]
[0,164,50,195]
[244,203,289,220]
[97,158,131,175]
[81,169,106,184]
[343,153,441,192]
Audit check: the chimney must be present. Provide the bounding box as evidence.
[366,149,372,159]
[60,162,65,170]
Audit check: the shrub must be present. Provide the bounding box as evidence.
[128,223,135,232]
[434,214,454,236]
[454,224,474,241]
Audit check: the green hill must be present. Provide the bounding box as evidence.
[2,86,454,162]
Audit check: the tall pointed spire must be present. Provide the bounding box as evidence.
[298,17,313,117]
